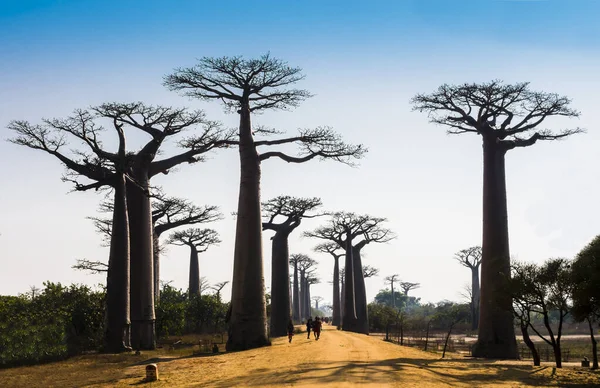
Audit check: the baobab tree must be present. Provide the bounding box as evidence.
[9,109,133,352]
[400,281,420,296]
[305,275,320,317]
[454,246,482,330]
[167,228,221,297]
[362,265,380,279]
[411,81,583,358]
[87,191,223,303]
[384,274,400,308]
[295,255,317,320]
[262,196,322,336]
[312,296,324,311]
[94,103,232,351]
[288,254,303,323]
[152,191,222,303]
[305,212,395,334]
[165,54,366,350]
[314,242,343,326]
[211,281,229,301]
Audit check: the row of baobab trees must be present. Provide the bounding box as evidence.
[9,54,365,352]
[9,53,583,359]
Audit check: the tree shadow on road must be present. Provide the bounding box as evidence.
[208,356,600,387]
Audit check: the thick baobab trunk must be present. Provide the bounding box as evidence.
[153,232,160,304]
[292,263,300,323]
[588,319,598,369]
[353,247,369,334]
[332,257,341,326]
[340,273,345,324]
[520,324,540,366]
[127,173,156,351]
[472,137,517,359]
[270,232,291,337]
[188,245,200,297]
[103,174,131,352]
[226,103,269,351]
[300,270,306,320]
[391,282,395,308]
[342,237,358,332]
[306,280,311,317]
[471,265,480,330]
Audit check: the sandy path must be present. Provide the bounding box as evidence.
[3,325,598,387]
[103,325,599,387]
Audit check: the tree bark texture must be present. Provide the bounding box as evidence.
[471,265,480,330]
[472,137,518,359]
[226,103,269,351]
[127,171,156,351]
[270,232,291,336]
[332,257,341,326]
[292,263,300,323]
[188,245,200,297]
[342,236,358,332]
[153,232,160,304]
[352,247,369,334]
[103,174,131,352]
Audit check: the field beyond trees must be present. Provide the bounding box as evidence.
[1,326,599,387]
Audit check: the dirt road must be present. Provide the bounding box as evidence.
[114,326,599,387]
[3,325,599,387]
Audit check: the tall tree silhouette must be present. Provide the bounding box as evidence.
[167,228,221,297]
[165,53,366,350]
[454,246,482,330]
[305,212,395,333]
[288,255,303,323]
[93,103,232,350]
[314,242,343,326]
[86,190,223,303]
[384,274,400,308]
[399,282,420,299]
[151,190,222,302]
[291,254,317,321]
[262,196,322,336]
[9,109,132,352]
[412,81,583,358]
[211,281,229,301]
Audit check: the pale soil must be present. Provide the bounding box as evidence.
[2,325,599,387]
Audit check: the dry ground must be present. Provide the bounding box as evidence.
[1,325,599,387]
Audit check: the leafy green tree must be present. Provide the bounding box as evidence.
[432,301,470,358]
[571,234,600,369]
[511,259,573,368]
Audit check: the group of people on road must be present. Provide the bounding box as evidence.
[286,316,323,343]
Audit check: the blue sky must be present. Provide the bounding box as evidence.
[1,0,599,305]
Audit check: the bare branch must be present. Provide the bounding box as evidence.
[167,228,221,252]
[305,212,396,250]
[164,53,312,113]
[411,80,583,148]
[453,246,482,269]
[362,265,379,278]
[258,127,366,166]
[262,195,322,232]
[72,258,108,274]
[400,281,420,295]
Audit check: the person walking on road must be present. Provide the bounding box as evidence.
[313,316,322,340]
[306,317,313,339]
[287,320,295,343]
